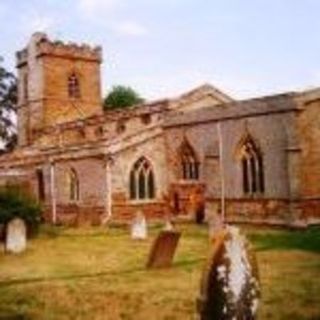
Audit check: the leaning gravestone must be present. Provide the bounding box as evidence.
[198,226,260,320]
[146,230,181,269]
[131,211,147,240]
[5,218,27,254]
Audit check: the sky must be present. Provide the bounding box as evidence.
[0,0,320,100]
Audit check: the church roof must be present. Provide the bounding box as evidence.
[163,91,298,128]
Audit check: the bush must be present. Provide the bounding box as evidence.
[0,185,42,238]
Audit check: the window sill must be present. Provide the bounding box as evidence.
[177,180,203,185]
[243,193,265,199]
[69,200,81,205]
[128,199,161,205]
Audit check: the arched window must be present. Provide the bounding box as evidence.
[179,139,200,180]
[69,168,80,201]
[129,157,155,200]
[68,73,80,98]
[240,137,265,195]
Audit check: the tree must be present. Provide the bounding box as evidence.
[0,57,17,153]
[103,85,144,110]
[0,185,42,238]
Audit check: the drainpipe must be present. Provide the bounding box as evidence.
[217,122,226,224]
[103,153,114,224]
[50,160,57,224]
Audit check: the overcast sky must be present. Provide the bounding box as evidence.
[0,0,320,100]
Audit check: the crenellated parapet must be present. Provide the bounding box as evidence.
[16,32,102,67]
[16,48,28,66]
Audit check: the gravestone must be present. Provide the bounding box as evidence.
[163,217,174,231]
[198,226,260,320]
[131,211,147,240]
[5,218,27,254]
[207,211,224,238]
[146,230,181,269]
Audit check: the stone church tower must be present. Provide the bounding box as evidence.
[16,32,103,146]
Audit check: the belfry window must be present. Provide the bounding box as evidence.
[180,140,200,180]
[69,168,80,201]
[240,137,265,195]
[129,157,155,200]
[68,73,80,98]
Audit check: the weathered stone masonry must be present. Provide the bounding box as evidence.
[0,33,319,226]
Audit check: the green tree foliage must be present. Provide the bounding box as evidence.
[103,85,144,110]
[0,185,42,237]
[0,56,17,153]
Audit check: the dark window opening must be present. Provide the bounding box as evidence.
[68,73,81,98]
[116,120,126,134]
[240,138,265,195]
[36,169,45,201]
[250,157,257,193]
[69,168,80,201]
[258,155,265,193]
[129,157,155,200]
[141,114,152,125]
[180,140,200,180]
[242,158,249,193]
[23,73,28,102]
[147,171,155,198]
[130,170,136,199]
[173,192,180,213]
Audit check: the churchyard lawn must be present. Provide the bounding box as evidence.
[0,224,319,319]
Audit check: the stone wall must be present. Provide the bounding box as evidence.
[54,157,106,206]
[8,33,320,227]
[161,94,309,223]
[164,111,295,201]
[42,55,102,126]
[16,33,102,147]
[206,198,291,225]
[296,92,320,222]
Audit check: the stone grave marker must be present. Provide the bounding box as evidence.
[198,226,260,320]
[163,217,174,231]
[131,211,147,240]
[5,218,27,254]
[207,211,224,238]
[146,230,181,269]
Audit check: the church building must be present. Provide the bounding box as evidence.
[0,33,320,227]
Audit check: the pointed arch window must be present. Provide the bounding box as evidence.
[240,137,265,195]
[180,140,200,180]
[69,168,80,201]
[68,73,81,98]
[129,157,155,200]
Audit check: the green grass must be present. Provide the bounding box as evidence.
[248,226,320,253]
[0,224,319,319]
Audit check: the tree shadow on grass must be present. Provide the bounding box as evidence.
[0,267,143,288]
[248,227,320,253]
[0,257,206,288]
[0,313,31,320]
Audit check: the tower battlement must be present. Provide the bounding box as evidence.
[16,32,102,67]
[15,32,103,147]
